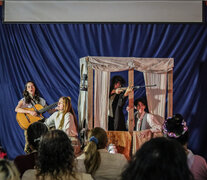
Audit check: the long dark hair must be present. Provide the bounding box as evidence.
[23,81,40,104]
[36,130,75,179]
[121,137,194,180]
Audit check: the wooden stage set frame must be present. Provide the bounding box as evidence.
[78,56,174,159]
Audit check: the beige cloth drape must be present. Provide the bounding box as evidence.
[132,130,163,155]
[94,70,110,129]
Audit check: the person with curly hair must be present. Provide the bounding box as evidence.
[15,81,49,153]
[121,137,194,180]
[108,76,132,131]
[76,127,127,180]
[163,114,207,180]
[22,130,93,180]
[14,122,48,178]
[15,81,47,117]
[45,96,80,155]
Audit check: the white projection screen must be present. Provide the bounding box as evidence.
[3,0,203,23]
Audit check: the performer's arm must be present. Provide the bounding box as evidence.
[15,100,37,116]
[147,114,162,132]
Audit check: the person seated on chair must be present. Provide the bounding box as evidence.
[14,122,48,178]
[22,130,93,180]
[163,114,207,180]
[121,137,194,180]
[76,127,127,180]
[127,97,161,132]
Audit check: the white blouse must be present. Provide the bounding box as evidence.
[45,111,78,137]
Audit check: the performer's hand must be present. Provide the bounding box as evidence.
[29,111,37,116]
[124,86,133,96]
[126,105,135,112]
[55,106,60,111]
[115,88,124,94]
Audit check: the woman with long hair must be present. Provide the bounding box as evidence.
[15,81,46,118]
[76,127,127,180]
[45,96,80,154]
[22,130,93,180]
[15,81,47,153]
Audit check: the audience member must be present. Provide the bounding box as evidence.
[22,130,93,180]
[0,159,20,180]
[163,114,207,180]
[14,122,48,177]
[76,127,127,180]
[121,137,194,180]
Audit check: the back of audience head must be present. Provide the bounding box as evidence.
[121,137,194,180]
[84,127,108,175]
[0,159,20,180]
[27,122,48,151]
[163,113,189,146]
[36,130,75,179]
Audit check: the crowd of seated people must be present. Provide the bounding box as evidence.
[4,112,206,180]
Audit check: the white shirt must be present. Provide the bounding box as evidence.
[76,149,127,180]
[45,111,78,137]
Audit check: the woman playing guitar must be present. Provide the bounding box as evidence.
[15,81,48,153]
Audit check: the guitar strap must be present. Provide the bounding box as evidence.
[31,99,40,115]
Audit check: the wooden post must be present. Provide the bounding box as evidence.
[128,69,134,132]
[87,62,93,130]
[167,70,173,117]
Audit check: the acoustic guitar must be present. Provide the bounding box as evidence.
[16,102,57,130]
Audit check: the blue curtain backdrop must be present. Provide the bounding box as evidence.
[0,6,207,160]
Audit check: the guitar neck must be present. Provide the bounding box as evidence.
[38,102,58,114]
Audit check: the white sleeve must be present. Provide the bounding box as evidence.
[44,112,56,128]
[147,113,162,132]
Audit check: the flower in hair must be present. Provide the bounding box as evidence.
[163,118,188,138]
[89,136,98,145]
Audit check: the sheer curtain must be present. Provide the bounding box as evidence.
[144,72,168,124]
[94,70,110,129]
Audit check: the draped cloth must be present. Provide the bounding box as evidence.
[106,131,132,161]
[132,130,163,155]
[78,56,174,131]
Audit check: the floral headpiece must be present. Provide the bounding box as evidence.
[163,117,188,138]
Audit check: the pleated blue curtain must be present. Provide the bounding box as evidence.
[0,6,207,160]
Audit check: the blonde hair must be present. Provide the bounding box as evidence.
[0,159,20,180]
[57,97,78,132]
[84,127,108,175]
